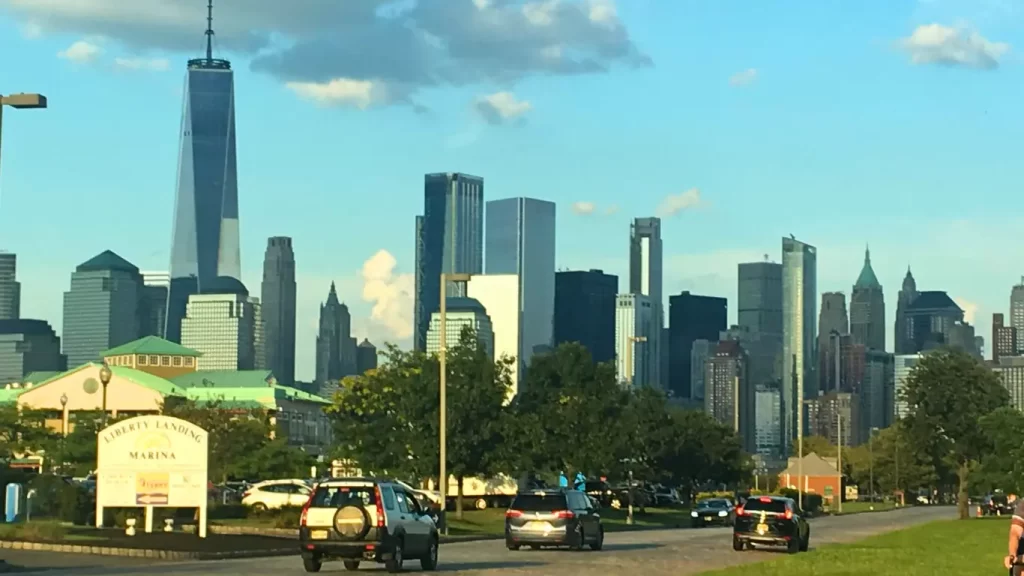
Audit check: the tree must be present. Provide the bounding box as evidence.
[901,348,1008,518]
[653,408,750,498]
[843,424,935,500]
[972,407,1024,495]
[789,435,836,458]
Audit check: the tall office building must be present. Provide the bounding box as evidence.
[894,268,918,354]
[817,292,848,395]
[466,275,522,392]
[1011,280,1024,355]
[690,339,715,402]
[166,2,242,341]
[850,248,885,352]
[893,353,921,420]
[261,237,296,385]
[414,173,484,351]
[737,260,783,392]
[62,251,143,367]
[993,313,1017,362]
[782,236,817,448]
[705,340,754,451]
[754,382,783,459]
[0,253,20,321]
[614,293,657,388]
[315,282,356,384]
[993,356,1024,412]
[0,320,66,384]
[860,350,894,441]
[667,292,727,399]
[140,271,169,338]
[901,291,964,353]
[629,218,664,387]
[553,270,617,363]
[425,297,495,359]
[485,197,555,376]
[180,278,257,371]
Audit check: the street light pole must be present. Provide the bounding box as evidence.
[99,361,112,429]
[869,427,878,510]
[59,393,68,476]
[0,93,48,188]
[438,272,471,536]
[837,411,843,514]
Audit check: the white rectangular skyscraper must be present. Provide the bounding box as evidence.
[629,218,663,388]
[485,197,556,378]
[467,274,522,394]
[782,236,817,454]
[615,293,657,388]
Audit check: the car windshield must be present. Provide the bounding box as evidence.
[698,499,729,508]
[511,494,568,512]
[311,485,377,508]
[743,498,788,513]
[991,495,1008,504]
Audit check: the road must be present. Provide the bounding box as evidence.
[4,506,954,575]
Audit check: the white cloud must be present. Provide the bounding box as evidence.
[58,39,102,63]
[729,68,758,87]
[899,23,1008,69]
[114,56,169,71]
[954,297,977,324]
[571,201,596,215]
[360,250,414,341]
[655,188,704,218]
[605,204,620,215]
[475,92,533,125]
[22,21,42,39]
[523,1,558,27]
[587,0,618,27]
[285,78,392,109]
[472,0,492,9]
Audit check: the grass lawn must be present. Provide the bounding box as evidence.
[446,507,691,536]
[700,517,1008,576]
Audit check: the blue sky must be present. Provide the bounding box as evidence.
[0,0,1020,380]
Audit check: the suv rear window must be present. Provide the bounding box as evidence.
[743,498,788,513]
[311,485,377,508]
[511,494,568,511]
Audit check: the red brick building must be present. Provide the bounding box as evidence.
[778,453,843,504]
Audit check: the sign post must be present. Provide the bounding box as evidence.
[95,415,209,537]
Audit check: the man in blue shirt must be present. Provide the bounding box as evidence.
[558,472,568,488]
[574,472,586,492]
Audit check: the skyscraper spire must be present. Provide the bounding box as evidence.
[205,0,215,62]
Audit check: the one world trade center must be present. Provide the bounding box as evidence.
[166,0,241,342]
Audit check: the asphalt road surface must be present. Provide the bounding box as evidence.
[4,506,956,576]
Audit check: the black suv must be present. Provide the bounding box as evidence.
[733,496,810,554]
[298,478,439,573]
[505,489,604,551]
[691,498,735,527]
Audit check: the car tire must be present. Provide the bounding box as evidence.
[732,537,744,552]
[787,537,800,554]
[343,560,360,571]
[386,539,404,573]
[506,542,520,551]
[800,529,810,552]
[303,555,323,572]
[251,502,268,513]
[421,537,439,571]
[589,527,604,551]
[474,498,487,510]
[570,525,585,551]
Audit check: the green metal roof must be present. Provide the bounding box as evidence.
[76,250,138,273]
[854,247,881,290]
[101,336,202,358]
[273,385,330,405]
[24,371,61,384]
[110,365,186,397]
[170,370,275,389]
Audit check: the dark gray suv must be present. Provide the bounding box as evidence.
[505,489,604,551]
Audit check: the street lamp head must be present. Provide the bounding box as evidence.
[2,93,47,109]
[98,362,112,385]
[59,393,68,407]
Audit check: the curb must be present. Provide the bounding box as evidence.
[197,525,505,544]
[0,540,297,561]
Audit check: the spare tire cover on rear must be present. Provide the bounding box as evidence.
[333,505,371,540]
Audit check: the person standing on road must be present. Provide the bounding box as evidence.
[574,472,586,492]
[558,472,568,488]
[1003,499,1024,571]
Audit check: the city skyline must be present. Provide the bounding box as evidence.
[0,1,1019,379]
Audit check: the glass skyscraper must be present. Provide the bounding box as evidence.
[485,197,556,375]
[781,236,817,452]
[261,237,296,385]
[0,253,20,321]
[629,218,664,388]
[166,14,240,342]
[414,173,484,350]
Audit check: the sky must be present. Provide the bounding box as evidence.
[0,0,1021,381]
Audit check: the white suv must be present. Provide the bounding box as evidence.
[299,477,439,573]
[241,479,311,510]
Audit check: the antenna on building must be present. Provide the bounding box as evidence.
[205,0,215,62]
[763,254,768,262]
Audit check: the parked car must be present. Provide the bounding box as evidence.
[984,493,1014,516]
[690,498,734,527]
[505,489,604,551]
[242,479,312,511]
[298,477,439,573]
[584,480,614,508]
[733,496,810,554]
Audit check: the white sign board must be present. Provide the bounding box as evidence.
[95,415,209,536]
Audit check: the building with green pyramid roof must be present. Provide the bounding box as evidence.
[850,246,885,352]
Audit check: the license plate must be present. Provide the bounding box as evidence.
[310,530,328,540]
[704,516,712,521]
[525,521,552,532]
[756,523,768,535]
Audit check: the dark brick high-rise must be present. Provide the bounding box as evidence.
[668,291,727,399]
[261,237,296,385]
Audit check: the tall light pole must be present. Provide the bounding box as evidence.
[0,93,48,186]
[98,361,112,429]
[624,335,648,387]
[836,410,843,514]
[59,393,68,476]
[438,272,471,535]
[869,426,879,510]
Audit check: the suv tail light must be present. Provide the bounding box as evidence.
[784,509,793,520]
[735,506,745,516]
[374,486,385,528]
[554,510,575,519]
[242,491,251,499]
[506,510,523,518]
[299,492,315,527]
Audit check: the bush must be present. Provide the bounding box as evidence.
[694,491,736,502]
[247,505,301,528]
[0,521,67,542]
